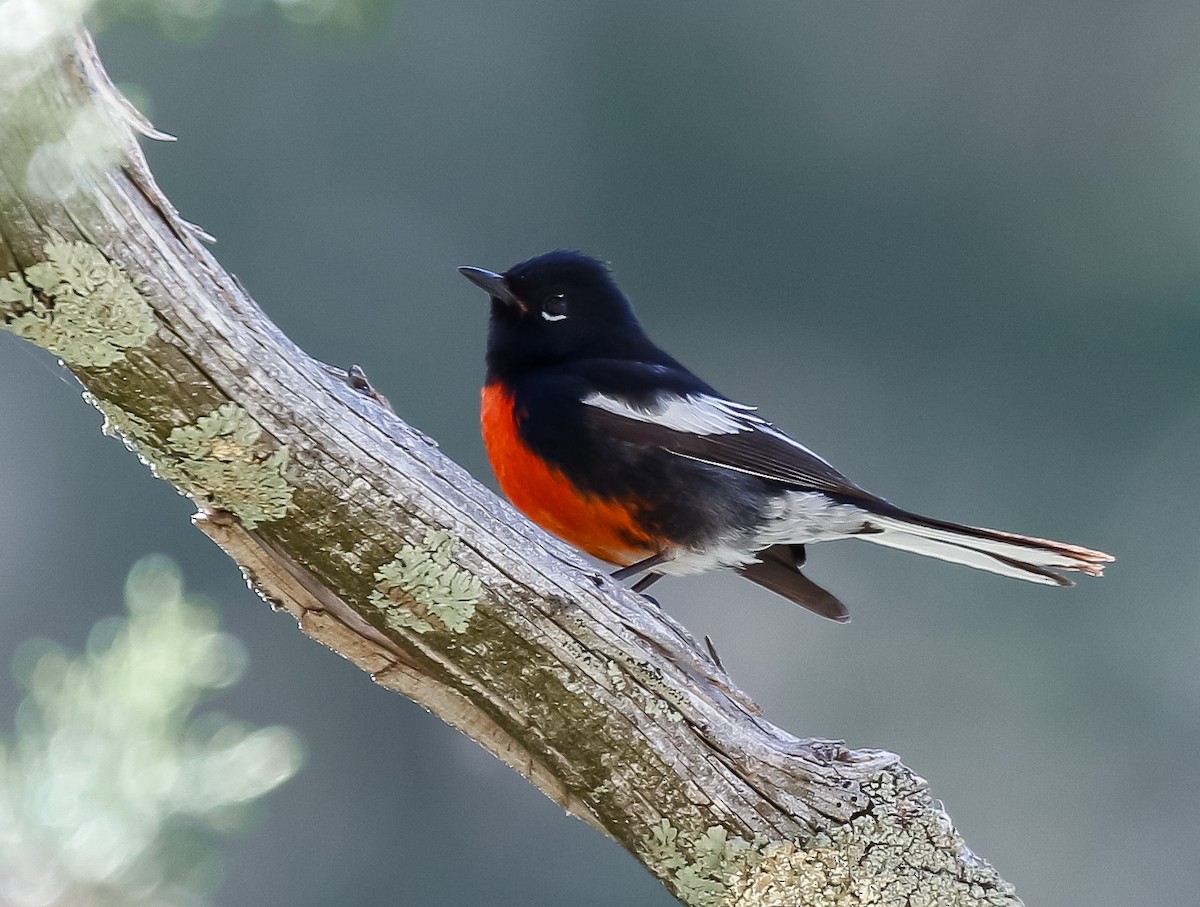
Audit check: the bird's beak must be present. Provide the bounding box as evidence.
[458,266,526,312]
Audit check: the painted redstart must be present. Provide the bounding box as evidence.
[459,251,1113,621]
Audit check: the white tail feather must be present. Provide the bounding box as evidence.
[861,514,1113,586]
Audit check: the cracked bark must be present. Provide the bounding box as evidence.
[0,28,1024,907]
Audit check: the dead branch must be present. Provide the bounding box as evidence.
[0,28,1022,907]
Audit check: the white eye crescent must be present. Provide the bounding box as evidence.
[541,294,568,321]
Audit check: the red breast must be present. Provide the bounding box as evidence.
[481,383,657,566]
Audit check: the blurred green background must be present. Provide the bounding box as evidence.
[2,2,1198,905]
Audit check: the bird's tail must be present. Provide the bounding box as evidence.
[736,545,850,622]
[860,508,1114,586]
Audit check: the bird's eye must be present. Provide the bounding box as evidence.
[541,294,568,321]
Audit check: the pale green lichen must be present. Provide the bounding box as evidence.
[727,829,1015,907]
[164,405,292,528]
[725,773,1022,907]
[645,771,1021,907]
[370,531,483,634]
[0,240,157,366]
[645,820,768,907]
[89,397,293,529]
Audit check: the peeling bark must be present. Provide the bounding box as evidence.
[0,28,1022,906]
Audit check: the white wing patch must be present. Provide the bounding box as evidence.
[582,390,835,466]
[582,391,755,435]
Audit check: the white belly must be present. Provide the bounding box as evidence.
[657,492,869,576]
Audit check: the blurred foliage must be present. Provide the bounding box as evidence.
[0,0,392,51]
[0,554,303,907]
[86,0,394,41]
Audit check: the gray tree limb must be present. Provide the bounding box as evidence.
[0,27,1023,907]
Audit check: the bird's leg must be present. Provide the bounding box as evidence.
[631,572,662,593]
[610,553,669,605]
[610,551,669,582]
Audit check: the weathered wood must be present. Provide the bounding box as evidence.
[0,27,1022,906]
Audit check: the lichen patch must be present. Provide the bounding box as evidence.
[370,531,483,635]
[0,240,156,366]
[726,773,1022,907]
[89,397,293,529]
[644,820,767,907]
[645,771,1022,907]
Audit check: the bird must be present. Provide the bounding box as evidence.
[458,250,1113,621]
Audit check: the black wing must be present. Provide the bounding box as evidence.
[579,380,880,505]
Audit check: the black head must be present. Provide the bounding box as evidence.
[460,251,660,382]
